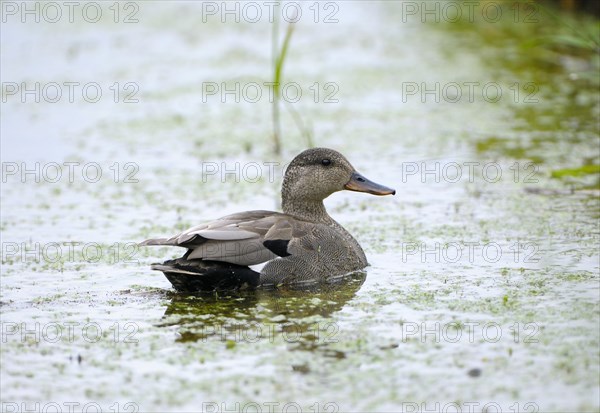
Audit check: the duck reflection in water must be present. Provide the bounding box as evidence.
[158,271,366,354]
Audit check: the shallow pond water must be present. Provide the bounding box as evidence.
[1,2,599,412]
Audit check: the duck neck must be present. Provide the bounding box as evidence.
[282,193,366,264]
[282,197,332,224]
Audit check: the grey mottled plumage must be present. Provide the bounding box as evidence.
[140,148,395,291]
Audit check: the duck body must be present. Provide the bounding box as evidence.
[141,148,394,292]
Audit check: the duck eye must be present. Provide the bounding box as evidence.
[321,159,331,166]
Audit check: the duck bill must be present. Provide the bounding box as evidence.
[344,172,396,196]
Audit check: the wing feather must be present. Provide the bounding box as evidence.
[141,210,295,266]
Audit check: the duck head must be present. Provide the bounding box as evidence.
[281,148,395,214]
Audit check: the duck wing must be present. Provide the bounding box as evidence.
[140,210,308,266]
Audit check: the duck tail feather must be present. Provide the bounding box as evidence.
[139,238,173,246]
[150,258,260,292]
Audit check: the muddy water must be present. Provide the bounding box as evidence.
[1,2,598,412]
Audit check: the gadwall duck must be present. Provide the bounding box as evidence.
[140,148,395,291]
